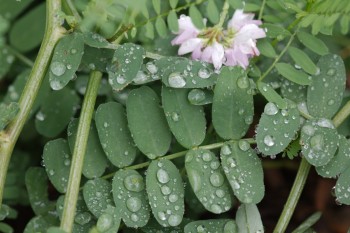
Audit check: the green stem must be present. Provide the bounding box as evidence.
[273,158,311,233]
[0,0,65,207]
[217,1,230,28]
[60,71,102,232]
[4,45,34,67]
[101,138,256,180]
[62,0,82,22]
[258,0,267,20]
[273,99,350,232]
[332,100,350,128]
[258,30,297,82]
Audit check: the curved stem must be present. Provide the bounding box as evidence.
[258,0,267,20]
[258,30,297,82]
[273,158,310,233]
[273,99,350,232]
[0,0,65,207]
[60,71,102,232]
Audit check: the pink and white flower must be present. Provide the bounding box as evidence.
[171,9,266,70]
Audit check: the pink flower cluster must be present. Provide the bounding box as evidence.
[171,10,266,70]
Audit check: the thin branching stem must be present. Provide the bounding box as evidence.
[217,1,230,28]
[258,30,297,82]
[62,0,82,22]
[258,0,267,20]
[60,71,102,232]
[4,45,34,67]
[0,0,65,207]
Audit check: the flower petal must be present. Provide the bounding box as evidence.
[178,38,203,55]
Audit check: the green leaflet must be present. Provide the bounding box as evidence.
[162,86,206,149]
[257,38,277,58]
[95,102,136,167]
[0,46,15,80]
[146,160,184,227]
[107,43,145,91]
[35,88,80,138]
[288,47,318,75]
[152,0,161,14]
[187,88,213,105]
[160,57,217,88]
[262,23,291,40]
[275,63,312,85]
[189,5,204,29]
[212,67,254,139]
[185,149,233,214]
[220,141,265,204]
[126,86,171,159]
[335,166,350,205]
[206,0,220,24]
[0,102,19,131]
[280,79,307,103]
[167,10,179,33]
[25,167,55,216]
[83,178,113,218]
[258,81,288,109]
[141,218,189,233]
[9,3,45,52]
[256,101,300,156]
[316,136,350,178]
[236,204,264,233]
[297,31,329,55]
[307,54,346,118]
[184,219,237,233]
[145,21,155,39]
[291,212,322,233]
[0,222,13,233]
[300,119,339,167]
[67,119,108,179]
[49,32,84,90]
[169,0,178,8]
[24,216,51,233]
[42,139,71,193]
[155,17,168,38]
[83,32,110,48]
[112,170,150,228]
[0,0,34,20]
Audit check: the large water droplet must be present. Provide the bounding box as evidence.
[126,197,142,212]
[168,72,186,88]
[202,152,212,162]
[263,135,275,147]
[264,102,278,115]
[302,125,315,136]
[130,213,139,222]
[210,204,223,214]
[123,174,144,192]
[171,112,180,122]
[198,68,210,79]
[168,194,178,203]
[327,68,336,76]
[146,62,158,74]
[237,76,250,89]
[197,225,206,233]
[168,214,182,226]
[161,185,171,195]
[317,118,334,129]
[310,134,324,151]
[157,169,170,184]
[230,179,240,189]
[157,211,167,221]
[188,89,206,103]
[36,111,46,121]
[215,189,225,198]
[221,145,232,156]
[116,75,126,84]
[133,71,149,84]
[75,212,92,225]
[238,140,250,151]
[227,157,236,168]
[97,213,113,232]
[210,172,224,187]
[50,61,66,76]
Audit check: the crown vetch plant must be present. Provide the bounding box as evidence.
[0,0,350,233]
